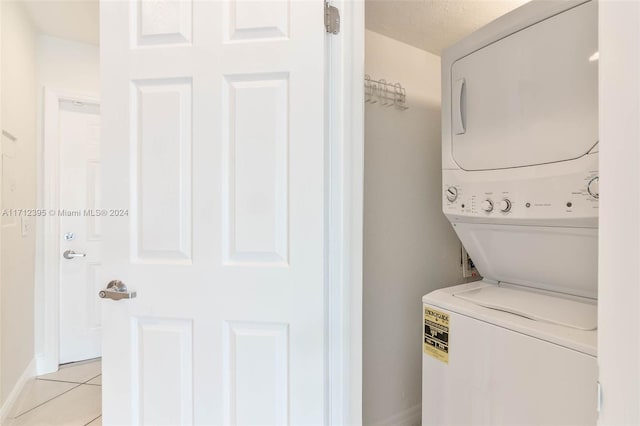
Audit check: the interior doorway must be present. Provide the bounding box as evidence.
[56,98,102,365]
[39,89,102,374]
[0,0,103,423]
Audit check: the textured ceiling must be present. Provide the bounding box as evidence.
[18,0,526,53]
[21,0,99,45]
[366,0,530,55]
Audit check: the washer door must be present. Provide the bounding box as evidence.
[451,1,598,170]
[452,222,598,299]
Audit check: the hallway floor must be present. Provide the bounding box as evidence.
[5,358,101,426]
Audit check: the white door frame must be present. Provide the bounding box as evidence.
[36,88,100,375]
[326,0,364,423]
[598,2,640,424]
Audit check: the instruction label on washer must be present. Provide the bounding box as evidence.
[423,306,449,364]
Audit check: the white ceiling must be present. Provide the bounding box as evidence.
[18,0,526,52]
[366,0,530,55]
[21,0,99,45]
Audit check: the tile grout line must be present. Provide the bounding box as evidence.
[82,374,102,385]
[36,378,89,385]
[11,361,102,422]
[84,414,102,426]
[11,383,82,419]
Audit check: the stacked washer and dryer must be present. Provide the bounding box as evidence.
[422,1,599,425]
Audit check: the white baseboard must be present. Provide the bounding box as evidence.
[35,353,46,376]
[35,353,57,377]
[371,403,421,426]
[0,357,36,423]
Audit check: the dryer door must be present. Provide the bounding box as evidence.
[451,1,598,171]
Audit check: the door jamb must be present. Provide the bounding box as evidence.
[326,0,364,423]
[36,88,100,375]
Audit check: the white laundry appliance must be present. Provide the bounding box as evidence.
[422,1,599,425]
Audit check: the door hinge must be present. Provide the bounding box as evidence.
[597,381,602,415]
[325,1,340,35]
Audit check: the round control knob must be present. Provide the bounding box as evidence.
[588,176,599,199]
[445,187,458,202]
[499,199,512,212]
[481,199,494,212]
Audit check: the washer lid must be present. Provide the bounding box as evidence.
[454,284,597,331]
[423,281,597,355]
[451,222,598,299]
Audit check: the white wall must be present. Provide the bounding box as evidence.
[1,0,38,405]
[36,35,100,94]
[1,13,100,406]
[363,30,464,425]
[598,1,640,424]
[33,35,99,364]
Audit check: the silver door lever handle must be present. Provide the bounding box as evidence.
[63,250,86,259]
[99,280,136,301]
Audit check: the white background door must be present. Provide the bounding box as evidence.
[58,100,102,364]
[101,0,327,424]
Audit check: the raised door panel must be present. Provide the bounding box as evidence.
[130,78,192,263]
[132,0,193,46]
[132,318,194,425]
[224,322,289,425]
[222,73,289,266]
[223,0,289,41]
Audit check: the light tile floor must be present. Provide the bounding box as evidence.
[5,358,101,426]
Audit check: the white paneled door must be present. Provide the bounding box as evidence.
[100,0,327,424]
[58,100,103,364]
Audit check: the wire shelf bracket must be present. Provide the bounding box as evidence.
[364,74,408,110]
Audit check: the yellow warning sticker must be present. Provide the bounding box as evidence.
[423,306,449,364]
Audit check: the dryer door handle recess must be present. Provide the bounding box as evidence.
[454,78,466,135]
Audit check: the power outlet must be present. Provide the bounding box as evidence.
[461,244,478,279]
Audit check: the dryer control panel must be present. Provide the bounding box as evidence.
[443,154,598,227]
